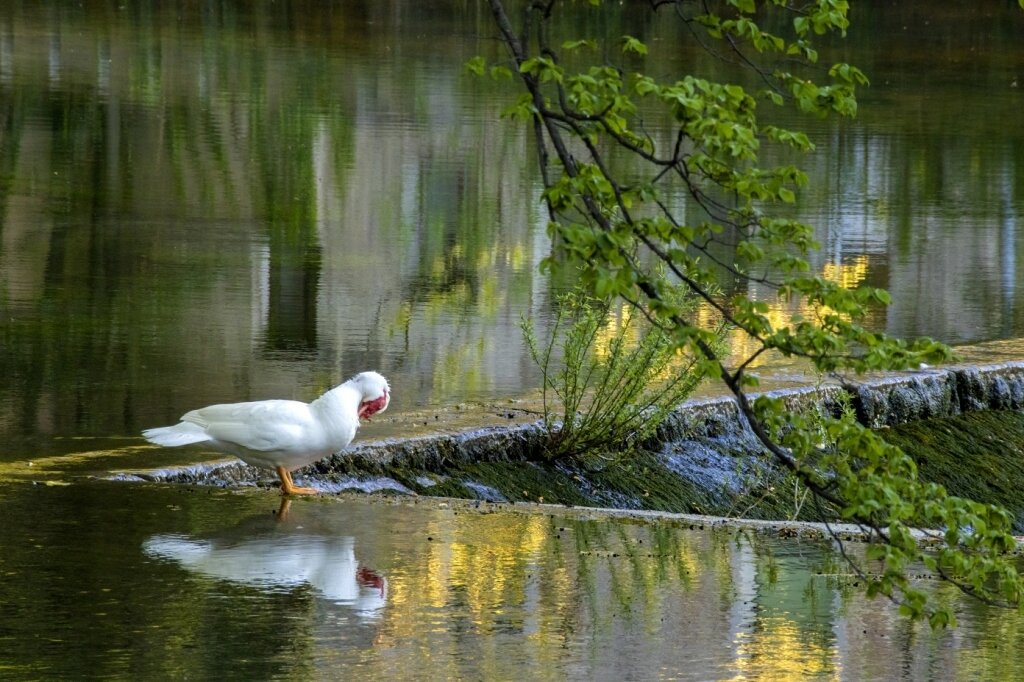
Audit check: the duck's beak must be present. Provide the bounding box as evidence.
[358,390,390,420]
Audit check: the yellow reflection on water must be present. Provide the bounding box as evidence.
[576,254,878,379]
[372,511,584,678]
[821,256,869,290]
[724,303,804,370]
[592,303,638,363]
[723,255,875,370]
[729,616,839,681]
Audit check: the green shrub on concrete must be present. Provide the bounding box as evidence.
[523,287,722,462]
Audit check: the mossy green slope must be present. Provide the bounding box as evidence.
[881,410,1024,531]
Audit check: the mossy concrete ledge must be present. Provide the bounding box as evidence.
[851,362,1024,427]
[334,360,1024,469]
[126,361,1024,520]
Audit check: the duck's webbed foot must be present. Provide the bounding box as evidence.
[276,466,319,496]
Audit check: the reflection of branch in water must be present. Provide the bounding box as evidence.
[569,517,715,618]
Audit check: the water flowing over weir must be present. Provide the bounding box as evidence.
[125,362,1024,521]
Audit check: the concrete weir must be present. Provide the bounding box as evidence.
[130,362,1024,517]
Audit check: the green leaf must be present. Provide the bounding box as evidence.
[464,56,486,76]
[728,0,756,13]
[562,39,597,52]
[621,35,648,56]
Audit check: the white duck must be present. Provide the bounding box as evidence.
[142,371,390,495]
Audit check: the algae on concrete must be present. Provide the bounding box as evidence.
[880,410,1024,532]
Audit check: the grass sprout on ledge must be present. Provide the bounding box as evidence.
[523,287,723,463]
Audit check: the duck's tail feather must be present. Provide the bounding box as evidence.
[142,422,210,447]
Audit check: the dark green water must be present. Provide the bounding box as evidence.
[0,1,1023,450]
[2,2,1024,677]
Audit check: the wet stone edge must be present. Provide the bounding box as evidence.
[120,362,1024,521]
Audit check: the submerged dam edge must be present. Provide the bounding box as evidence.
[123,361,1024,520]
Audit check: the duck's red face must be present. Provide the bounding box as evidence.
[358,390,390,421]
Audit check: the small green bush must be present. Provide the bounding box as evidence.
[523,288,722,462]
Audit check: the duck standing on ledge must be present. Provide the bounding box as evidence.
[142,371,390,495]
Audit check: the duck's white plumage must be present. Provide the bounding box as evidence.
[142,371,390,494]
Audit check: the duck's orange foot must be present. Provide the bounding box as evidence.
[276,466,319,496]
[282,484,318,496]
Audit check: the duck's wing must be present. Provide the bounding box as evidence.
[182,400,315,452]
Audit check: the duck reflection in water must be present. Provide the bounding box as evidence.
[142,500,386,618]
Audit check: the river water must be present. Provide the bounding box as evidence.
[4,478,1024,681]
[1,1,1023,446]
[2,1,1024,677]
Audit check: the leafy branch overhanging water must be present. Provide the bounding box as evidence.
[478,0,1024,627]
